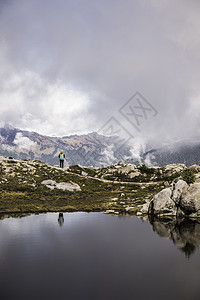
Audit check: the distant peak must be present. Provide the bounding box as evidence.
[3,123,15,130]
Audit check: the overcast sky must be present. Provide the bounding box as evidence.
[0,0,200,145]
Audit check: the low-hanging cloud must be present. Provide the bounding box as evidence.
[14,132,37,150]
[0,0,200,148]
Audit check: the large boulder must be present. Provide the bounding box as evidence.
[41,179,81,191]
[149,187,177,216]
[56,181,81,191]
[180,183,200,215]
[172,180,188,205]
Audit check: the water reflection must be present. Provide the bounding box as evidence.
[149,216,200,258]
[1,211,200,259]
[0,212,31,220]
[58,213,64,227]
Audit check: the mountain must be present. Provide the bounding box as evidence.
[1,125,200,167]
[143,137,200,167]
[0,125,132,167]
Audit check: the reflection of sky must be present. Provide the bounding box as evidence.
[0,212,94,259]
[0,213,200,300]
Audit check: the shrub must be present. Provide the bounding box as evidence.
[181,169,195,184]
[139,164,155,175]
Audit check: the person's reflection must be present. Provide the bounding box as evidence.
[58,213,64,227]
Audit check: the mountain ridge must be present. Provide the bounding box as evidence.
[0,125,132,167]
[1,124,200,167]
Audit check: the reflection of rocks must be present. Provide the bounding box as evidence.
[152,218,176,239]
[148,180,200,218]
[0,213,31,220]
[150,216,200,258]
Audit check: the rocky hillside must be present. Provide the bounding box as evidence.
[0,155,198,215]
[0,156,162,214]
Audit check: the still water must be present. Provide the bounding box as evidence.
[0,212,200,300]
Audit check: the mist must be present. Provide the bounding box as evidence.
[0,0,200,149]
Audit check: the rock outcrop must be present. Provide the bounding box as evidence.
[148,179,200,218]
[41,180,81,191]
[163,163,187,176]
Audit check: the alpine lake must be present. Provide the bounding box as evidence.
[0,211,200,300]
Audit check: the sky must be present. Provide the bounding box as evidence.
[0,0,200,146]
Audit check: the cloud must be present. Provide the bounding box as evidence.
[125,137,147,165]
[99,145,116,166]
[0,0,200,147]
[0,69,94,136]
[14,132,37,150]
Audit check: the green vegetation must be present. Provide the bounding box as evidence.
[68,164,98,177]
[139,164,155,174]
[181,169,196,184]
[0,157,193,216]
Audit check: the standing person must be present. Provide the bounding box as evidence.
[58,150,65,168]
